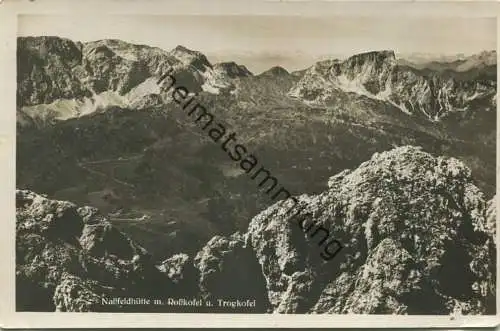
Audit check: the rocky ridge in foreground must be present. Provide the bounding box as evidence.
[16,146,496,313]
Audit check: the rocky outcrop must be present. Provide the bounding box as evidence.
[53,273,105,312]
[200,62,253,94]
[289,50,496,121]
[193,233,270,312]
[17,36,89,106]
[79,221,148,259]
[168,45,213,72]
[158,253,191,283]
[158,253,199,297]
[16,189,175,312]
[486,196,497,244]
[258,66,290,78]
[245,146,496,314]
[213,62,253,79]
[15,146,496,314]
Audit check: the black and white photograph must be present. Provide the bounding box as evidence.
[7,1,498,322]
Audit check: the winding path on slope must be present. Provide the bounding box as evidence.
[76,155,142,188]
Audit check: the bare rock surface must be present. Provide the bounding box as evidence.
[246,146,496,314]
[193,233,270,312]
[289,50,496,121]
[16,189,175,312]
[16,146,496,313]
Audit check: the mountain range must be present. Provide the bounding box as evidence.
[16,36,497,313]
[399,51,497,73]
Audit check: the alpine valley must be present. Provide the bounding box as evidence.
[16,36,497,313]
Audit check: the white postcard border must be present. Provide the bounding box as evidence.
[1,0,499,328]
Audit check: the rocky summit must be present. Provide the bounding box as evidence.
[289,50,496,121]
[247,146,495,314]
[16,147,496,314]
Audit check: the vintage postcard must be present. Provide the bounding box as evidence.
[0,0,499,328]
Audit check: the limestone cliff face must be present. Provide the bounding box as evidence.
[17,37,89,106]
[15,146,496,313]
[20,37,495,124]
[17,37,254,112]
[289,50,496,121]
[245,146,496,314]
[17,37,177,107]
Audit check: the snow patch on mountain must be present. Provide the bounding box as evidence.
[126,77,163,101]
[19,77,169,123]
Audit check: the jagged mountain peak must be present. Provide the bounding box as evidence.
[18,36,83,60]
[258,66,290,77]
[340,50,397,74]
[88,38,135,47]
[169,44,212,71]
[171,44,200,55]
[19,35,74,45]
[247,145,495,314]
[198,61,254,94]
[213,61,253,78]
[346,50,396,62]
[327,145,471,189]
[17,36,214,110]
[289,48,496,121]
[16,36,497,125]
[83,39,160,54]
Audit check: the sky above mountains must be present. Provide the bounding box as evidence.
[18,15,496,73]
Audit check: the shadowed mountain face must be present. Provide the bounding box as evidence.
[16,37,496,313]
